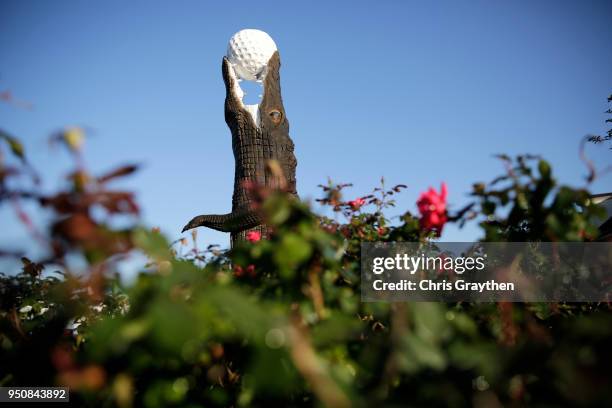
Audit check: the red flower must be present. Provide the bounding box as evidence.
[234,264,256,278]
[347,197,366,211]
[246,230,261,242]
[233,265,244,277]
[417,182,448,235]
[246,264,256,277]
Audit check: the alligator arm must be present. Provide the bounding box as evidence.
[182,209,262,233]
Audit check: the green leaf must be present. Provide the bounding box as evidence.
[264,195,292,226]
[450,312,478,337]
[538,160,551,179]
[273,233,312,278]
[403,334,447,371]
[311,313,362,347]
[412,302,450,343]
[133,228,172,261]
[0,129,25,160]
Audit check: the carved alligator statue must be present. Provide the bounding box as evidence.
[182,51,297,243]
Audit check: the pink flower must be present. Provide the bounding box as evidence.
[233,265,244,277]
[246,230,261,242]
[417,182,448,235]
[234,264,256,278]
[347,197,366,211]
[246,264,256,277]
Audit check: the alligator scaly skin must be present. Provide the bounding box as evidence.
[182,52,297,244]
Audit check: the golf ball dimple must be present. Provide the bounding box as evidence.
[227,29,278,81]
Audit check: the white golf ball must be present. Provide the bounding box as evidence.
[227,29,278,81]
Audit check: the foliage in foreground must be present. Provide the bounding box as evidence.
[1,129,611,407]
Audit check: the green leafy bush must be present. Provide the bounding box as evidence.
[1,129,611,407]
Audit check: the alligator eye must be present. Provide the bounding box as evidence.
[269,110,282,125]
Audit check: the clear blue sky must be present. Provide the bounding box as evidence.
[1,0,611,268]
